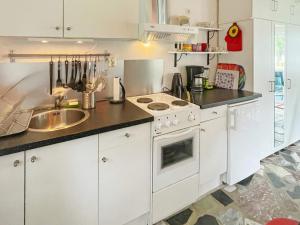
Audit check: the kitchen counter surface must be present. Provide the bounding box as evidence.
[191,88,262,109]
[0,100,154,156]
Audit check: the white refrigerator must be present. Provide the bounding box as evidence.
[226,99,262,185]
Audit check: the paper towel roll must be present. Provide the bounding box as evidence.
[113,77,120,101]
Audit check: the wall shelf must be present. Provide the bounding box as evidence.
[169,51,228,67]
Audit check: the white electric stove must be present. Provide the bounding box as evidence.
[127,93,201,223]
[127,93,200,136]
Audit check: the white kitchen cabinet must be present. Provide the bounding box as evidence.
[286,24,300,145]
[0,152,24,225]
[219,19,275,158]
[289,4,300,25]
[199,115,227,196]
[219,0,293,24]
[64,0,139,39]
[26,135,98,225]
[99,123,151,225]
[0,0,63,37]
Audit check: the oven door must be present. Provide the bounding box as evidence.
[153,126,200,192]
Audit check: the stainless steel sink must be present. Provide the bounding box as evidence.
[29,108,89,132]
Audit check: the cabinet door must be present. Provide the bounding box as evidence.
[99,124,151,225]
[286,25,300,145]
[289,3,300,25]
[199,117,227,187]
[64,0,139,39]
[252,0,276,21]
[253,19,275,158]
[26,135,98,225]
[0,0,63,37]
[253,0,290,23]
[0,152,24,225]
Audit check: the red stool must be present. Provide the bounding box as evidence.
[266,218,299,225]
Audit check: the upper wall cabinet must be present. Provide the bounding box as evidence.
[64,0,139,39]
[219,0,299,25]
[0,0,63,37]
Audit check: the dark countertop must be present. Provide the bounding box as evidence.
[0,100,153,156]
[191,88,262,109]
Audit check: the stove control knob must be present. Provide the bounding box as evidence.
[188,114,196,121]
[172,119,179,126]
[165,120,171,128]
[156,122,162,130]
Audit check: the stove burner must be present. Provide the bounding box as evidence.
[172,100,189,107]
[137,97,153,104]
[148,103,170,111]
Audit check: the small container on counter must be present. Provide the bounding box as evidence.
[82,92,95,109]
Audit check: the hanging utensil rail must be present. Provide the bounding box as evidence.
[8,51,110,62]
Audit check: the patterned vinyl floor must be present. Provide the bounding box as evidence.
[157,144,300,225]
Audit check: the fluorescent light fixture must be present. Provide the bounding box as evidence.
[27,38,94,43]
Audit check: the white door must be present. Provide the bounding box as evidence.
[253,19,275,158]
[0,0,63,37]
[0,152,24,225]
[199,117,227,187]
[227,100,261,185]
[26,135,98,225]
[64,0,139,39]
[153,126,200,192]
[286,24,300,145]
[99,124,151,225]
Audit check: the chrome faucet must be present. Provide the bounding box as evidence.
[54,95,67,108]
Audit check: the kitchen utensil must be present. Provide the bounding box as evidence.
[49,57,54,95]
[56,58,63,87]
[64,57,69,88]
[82,92,95,109]
[76,60,84,92]
[69,59,76,90]
[110,77,126,104]
[171,73,184,98]
[82,58,88,91]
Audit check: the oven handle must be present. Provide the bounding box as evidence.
[154,127,199,141]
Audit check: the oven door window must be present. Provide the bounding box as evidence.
[161,138,193,169]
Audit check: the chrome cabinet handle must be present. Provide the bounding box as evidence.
[269,81,275,92]
[287,79,292,90]
[55,26,60,31]
[125,133,131,138]
[212,111,218,115]
[13,160,20,167]
[66,26,72,31]
[31,156,38,163]
[102,157,108,163]
[200,128,206,132]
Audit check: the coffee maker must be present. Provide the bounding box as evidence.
[186,66,209,92]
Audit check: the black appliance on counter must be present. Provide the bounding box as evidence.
[171,73,184,98]
[186,66,209,92]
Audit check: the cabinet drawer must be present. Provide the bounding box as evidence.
[200,105,227,122]
[100,123,151,149]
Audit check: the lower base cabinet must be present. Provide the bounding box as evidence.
[26,135,99,225]
[99,123,151,225]
[199,116,227,196]
[0,152,24,225]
